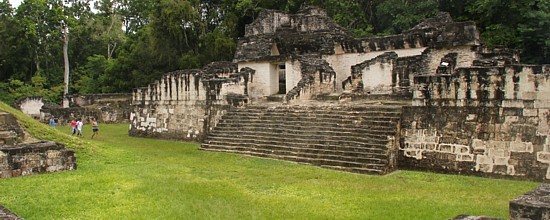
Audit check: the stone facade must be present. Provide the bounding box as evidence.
[129,62,254,141]
[131,6,550,181]
[0,111,76,178]
[51,93,132,125]
[400,106,549,179]
[14,96,59,120]
[400,53,550,180]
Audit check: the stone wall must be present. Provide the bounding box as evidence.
[0,141,76,178]
[15,97,45,118]
[129,62,254,141]
[15,94,132,125]
[285,56,336,102]
[46,93,132,125]
[412,65,549,107]
[400,64,550,181]
[400,106,548,180]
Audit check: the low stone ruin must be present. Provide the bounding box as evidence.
[451,214,503,220]
[0,111,76,178]
[510,184,550,219]
[14,93,132,125]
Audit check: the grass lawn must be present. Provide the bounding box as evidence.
[0,102,540,219]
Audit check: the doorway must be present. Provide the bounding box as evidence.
[278,64,286,94]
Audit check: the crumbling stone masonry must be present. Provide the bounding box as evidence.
[131,6,550,180]
[0,111,76,178]
[15,93,132,125]
[400,62,550,180]
[510,184,550,219]
[129,62,254,141]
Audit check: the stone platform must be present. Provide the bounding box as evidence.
[0,110,77,178]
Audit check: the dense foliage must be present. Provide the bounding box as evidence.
[1,0,549,104]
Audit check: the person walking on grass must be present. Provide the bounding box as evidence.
[91,118,99,139]
[71,119,77,136]
[76,118,83,137]
[49,117,56,128]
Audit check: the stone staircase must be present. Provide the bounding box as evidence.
[200,102,404,174]
[0,111,25,145]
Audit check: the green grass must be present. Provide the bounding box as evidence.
[0,102,540,219]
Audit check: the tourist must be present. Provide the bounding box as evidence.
[91,118,99,139]
[76,119,83,137]
[49,117,56,128]
[71,119,77,136]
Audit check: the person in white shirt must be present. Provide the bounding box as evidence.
[76,119,84,137]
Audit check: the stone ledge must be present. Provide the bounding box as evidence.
[0,141,77,178]
[451,214,503,220]
[510,184,550,220]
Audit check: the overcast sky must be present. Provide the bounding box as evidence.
[10,0,22,8]
[9,0,97,11]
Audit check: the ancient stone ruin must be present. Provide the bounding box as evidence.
[15,93,132,125]
[0,111,76,178]
[129,6,550,181]
[510,184,550,219]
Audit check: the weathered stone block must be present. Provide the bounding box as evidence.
[503,100,525,108]
[451,214,503,220]
[524,109,539,117]
[0,141,76,178]
[510,184,550,220]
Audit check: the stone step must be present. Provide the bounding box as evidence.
[220,115,401,125]
[201,142,388,160]
[216,119,398,130]
[319,165,386,175]
[241,105,404,112]
[232,105,402,114]
[228,109,402,118]
[266,94,285,102]
[206,133,388,146]
[200,144,388,165]
[211,123,397,138]
[0,131,17,145]
[207,130,393,144]
[203,137,390,153]
[201,144,387,172]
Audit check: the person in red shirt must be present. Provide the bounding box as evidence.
[71,119,77,136]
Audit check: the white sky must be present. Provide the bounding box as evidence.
[9,0,97,9]
[10,0,23,8]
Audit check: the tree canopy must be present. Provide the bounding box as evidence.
[1,0,548,104]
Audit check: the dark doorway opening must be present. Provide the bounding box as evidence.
[278,64,286,94]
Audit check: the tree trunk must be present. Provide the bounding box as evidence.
[63,26,70,95]
[63,25,70,108]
